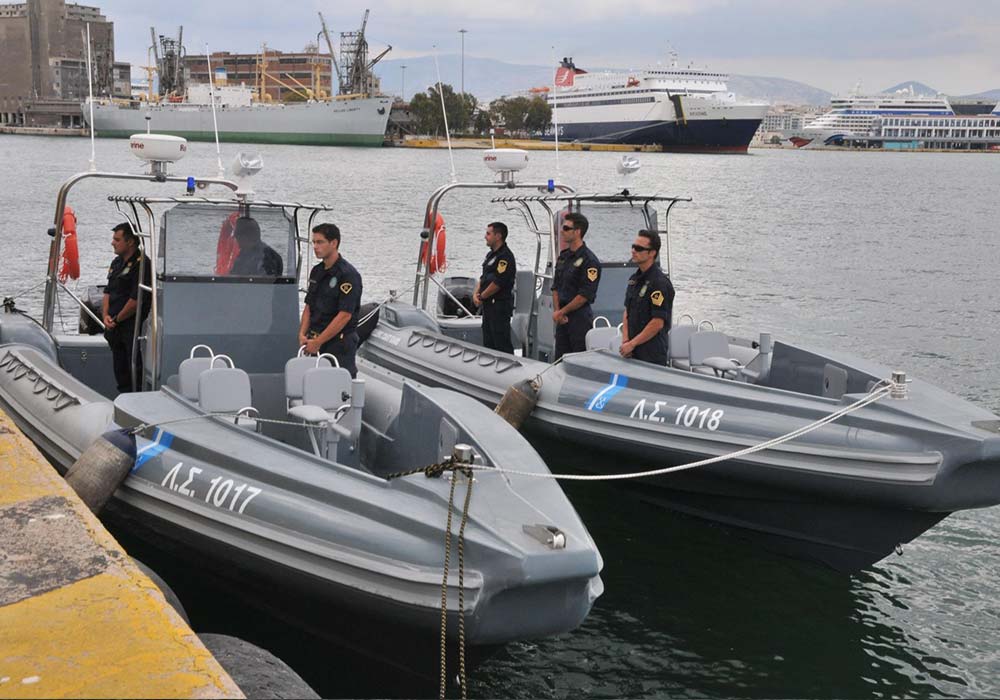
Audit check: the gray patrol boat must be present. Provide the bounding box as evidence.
[358,150,1000,571]
[0,137,602,672]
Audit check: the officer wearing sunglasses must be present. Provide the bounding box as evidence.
[551,212,601,359]
[621,230,674,365]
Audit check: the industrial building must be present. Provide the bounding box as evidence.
[184,49,335,103]
[0,0,128,128]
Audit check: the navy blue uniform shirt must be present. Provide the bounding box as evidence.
[305,256,363,336]
[624,264,674,361]
[551,244,601,309]
[479,243,516,301]
[106,250,151,319]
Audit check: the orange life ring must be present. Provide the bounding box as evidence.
[420,212,447,275]
[58,206,80,282]
[215,212,241,275]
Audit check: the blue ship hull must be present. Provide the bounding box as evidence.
[557,118,761,153]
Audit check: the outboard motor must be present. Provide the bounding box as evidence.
[79,285,105,335]
[437,276,477,318]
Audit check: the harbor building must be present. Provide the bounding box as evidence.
[0,0,129,128]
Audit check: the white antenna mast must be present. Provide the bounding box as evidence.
[432,46,457,183]
[551,47,560,179]
[205,44,225,178]
[85,23,96,171]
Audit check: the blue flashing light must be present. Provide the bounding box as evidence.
[547,179,555,192]
[186,176,196,194]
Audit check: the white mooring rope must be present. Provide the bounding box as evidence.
[475,379,896,482]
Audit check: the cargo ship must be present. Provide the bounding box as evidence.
[84,12,392,147]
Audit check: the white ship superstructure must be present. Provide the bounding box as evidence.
[785,90,955,148]
[546,57,768,152]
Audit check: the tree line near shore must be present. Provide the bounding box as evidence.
[405,84,552,138]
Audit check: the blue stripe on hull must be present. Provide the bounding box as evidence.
[558,119,762,153]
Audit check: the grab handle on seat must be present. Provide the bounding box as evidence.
[317,353,340,368]
[189,344,215,359]
[210,354,236,368]
[592,315,612,329]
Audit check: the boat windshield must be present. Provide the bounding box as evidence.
[562,201,656,264]
[158,203,296,279]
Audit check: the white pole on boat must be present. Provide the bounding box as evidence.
[205,44,225,178]
[85,23,96,171]
[551,46,560,179]
[432,46,457,183]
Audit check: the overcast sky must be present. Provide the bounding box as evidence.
[98,0,1000,96]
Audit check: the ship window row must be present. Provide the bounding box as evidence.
[882,128,1000,139]
[554,88,715,101]
[882,117,1000,127]
[553,97,657,108]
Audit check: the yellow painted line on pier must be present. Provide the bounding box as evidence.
[0,409,243,699]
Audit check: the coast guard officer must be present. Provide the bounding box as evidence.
[299,223,363,377]
[551,212,601,360]
[620,230,674,365]
[102,222,151,393]
[473,221,516,353]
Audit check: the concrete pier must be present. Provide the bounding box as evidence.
[0,408,243,699]
[394,135,663,152]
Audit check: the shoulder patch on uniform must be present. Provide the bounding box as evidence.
[497,260,508,273]
[573,257,584,267]
[340,282,353,295]
[651,290,664,307]
[587,267,598,282]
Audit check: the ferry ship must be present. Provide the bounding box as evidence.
[784,89,956,148]
[545,57,769,153]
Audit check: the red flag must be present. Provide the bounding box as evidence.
[555,66,574,87]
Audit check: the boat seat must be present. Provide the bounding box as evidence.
[288,366,365,463]
[510,270,534,351]
[284,353,334,409]
[668,324,697,370]
[586,316,620,351]
[198,365,259,431]
[689,331,744,379]
[178,344,216,400]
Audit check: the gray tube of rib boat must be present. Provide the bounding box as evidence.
[64,428,137,514]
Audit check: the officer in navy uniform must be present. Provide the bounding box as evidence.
[473,221,516,353]
[551,212,601,360]
[620,229,674,365]
[102,222,152,393]
[299,223,363,377]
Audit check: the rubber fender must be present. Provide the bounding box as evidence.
[356,301,380,344]
[131,557,190,625]
[198,633,320,699]
[64,428,137,514]
[495,378,539,429]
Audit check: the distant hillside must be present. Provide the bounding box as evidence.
[964,88,1000,100]
[376,55,554,103]
[882,80,940,95]
[376,55,833,106]
[728,75,831,106]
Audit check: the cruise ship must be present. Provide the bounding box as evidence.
[784,89,955,148]
[544,57,769,153]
